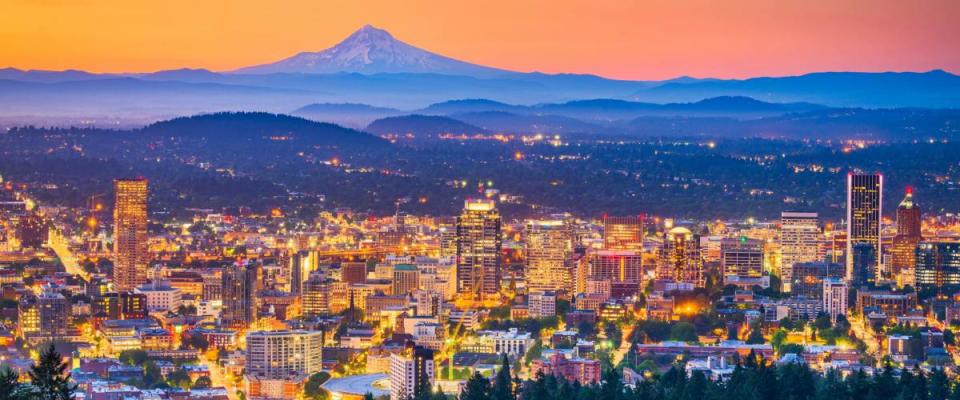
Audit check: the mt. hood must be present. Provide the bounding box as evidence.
[235,25,507,76]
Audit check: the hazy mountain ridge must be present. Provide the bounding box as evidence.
[0,25,957,126]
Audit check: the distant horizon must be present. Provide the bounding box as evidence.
[2,1,958,80]
[1,64,957,83]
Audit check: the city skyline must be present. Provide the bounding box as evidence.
[1,3,960,400]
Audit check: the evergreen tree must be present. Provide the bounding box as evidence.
[929,368,949,400]
[491,354,514,400]
[27,344,77,400]
[460,372,491,400]
[0,367,27,400]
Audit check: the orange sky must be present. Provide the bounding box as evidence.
[1,0,958,80]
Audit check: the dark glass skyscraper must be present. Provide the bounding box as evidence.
[846,173,882,283]
[915,242,960,294]
[221,261,262,329]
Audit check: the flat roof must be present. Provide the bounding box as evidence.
[323,373,390,397]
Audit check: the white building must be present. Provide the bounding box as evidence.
[822,278,848,321]
[528,291,557,319]
[478,328,535,356]
[134,281,181,312]
[245,330,323,379]
[780,212,820,293]
[390,345,435,400]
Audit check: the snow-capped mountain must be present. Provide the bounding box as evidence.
[235,25,507,76]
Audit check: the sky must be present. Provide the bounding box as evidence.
[2,0,958,80]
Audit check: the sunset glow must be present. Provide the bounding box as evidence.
[2,0,958,79]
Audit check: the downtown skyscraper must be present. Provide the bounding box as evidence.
[846,173,882,283]
[657,227,703,288]
[456,199,502,298]
[779,212,820,293]
[603,215,643,251]
[525,219,573,294]
[222,261,263,329]
[890,188,922,286]
[113,178,149,291]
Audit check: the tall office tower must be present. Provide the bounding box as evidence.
[289,250,318,296]
[603,215,643,251]
[438,217,458,258]
[245,330,324,378]
[915,242,960,294]
[587,250,643,297]
[456,199,502,297]
[850,243,878,287]
[846,173,882,282]
[113,178,149,291]
[658,227,703,287]
[720,237,764,282]
[780,212,820,292]
[822,278,849,322]
[221,261,262,329]
[302,273,349,316]
[525,219,573,294]
[18,289,69,339]
[890,189,922,286]
[341,262,368,284]
[392,264,420,295]
[389,343,435,400]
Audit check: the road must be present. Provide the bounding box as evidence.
[199,354,240,400]
[48,227,89,281]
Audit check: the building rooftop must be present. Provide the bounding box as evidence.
[322,373,390,397]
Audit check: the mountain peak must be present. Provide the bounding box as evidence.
[234,25,506,76]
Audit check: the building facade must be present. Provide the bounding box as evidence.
[779,212,819,293]
[846,173,883,282]
[113,178,149,291]
[456,199,502,297]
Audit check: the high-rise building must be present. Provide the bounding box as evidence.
[113,178,149,291]
[720,237,764,282]
[850,243,878,287]
[302,273,349,316]
[603,215,643,251]
[780,212,820,292]
[658,227,703,287]
[222,262,262,329]
[587,250,643,297]
[245,330,324,378]
[289,250,318,296]
[438,217,458,258]
[392,264,419,295]
[846,173,882,282]
[915,242,960,294]
[822,278,849,321]
[456,199,502,297]
[524,219,572,294]
[18,289,69,338]
[389,343,435,400]
[890,189,922,286]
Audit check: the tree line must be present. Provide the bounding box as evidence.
[450,352,960,400]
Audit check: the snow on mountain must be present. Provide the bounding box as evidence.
[235,25,508,76]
